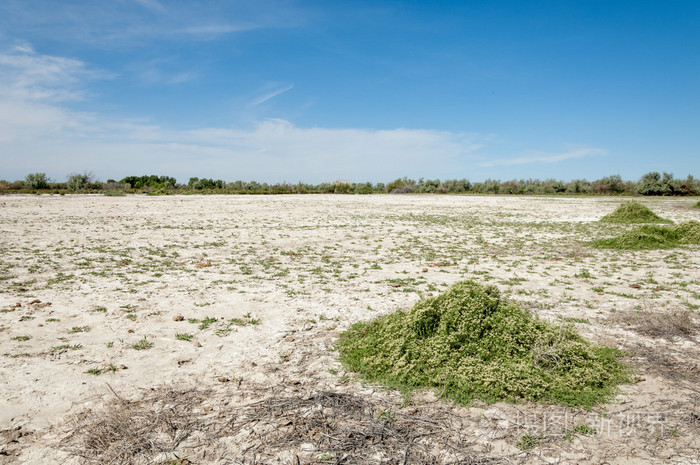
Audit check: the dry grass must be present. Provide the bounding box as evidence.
[614,310,698,340]
[226,390,500,464]
[59,385,507,465]
[60,386,206,465]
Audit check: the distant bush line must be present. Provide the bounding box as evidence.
[1,171,698,196]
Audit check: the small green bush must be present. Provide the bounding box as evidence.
[694,200,700,208]
[337,280,629,408]
[599,201,671,224]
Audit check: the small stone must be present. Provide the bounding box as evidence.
[217,377,229,383]
[422,268,428,273]
[127,329,134,333]
[37,324,43,327]
[427,292,434,297]
[119,365,128,370]
[194,341,202,347]
[173,315,184,321]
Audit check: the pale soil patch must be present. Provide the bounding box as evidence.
[0,194,698,464]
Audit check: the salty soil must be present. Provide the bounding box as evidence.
[0,194,698,464]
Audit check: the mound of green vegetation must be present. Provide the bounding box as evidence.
[592,221,700,250]
[337,281,629,408]
[674,220,700,244]
[599,201,672,224]
[694,200,700,209]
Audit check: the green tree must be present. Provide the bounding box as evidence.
[66,172,92,191]
[25,173,49,189]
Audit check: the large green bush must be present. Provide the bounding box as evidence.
[338,280,630,408]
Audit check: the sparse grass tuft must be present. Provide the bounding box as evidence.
[338,280,630,408]
[132,336,154,350]
[198,316,217,330]
[599,201,672,224]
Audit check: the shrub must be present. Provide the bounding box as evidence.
[338,280,630,408]
[592,175,625,194]
[25,172,49,189]
[599,201,672,224]
[66,172,92,191]
[386,177,416,194]
[637,171,683,196]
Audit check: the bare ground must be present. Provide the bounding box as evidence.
[1,194,698,464]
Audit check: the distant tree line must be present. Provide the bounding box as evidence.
[1,171,698,196]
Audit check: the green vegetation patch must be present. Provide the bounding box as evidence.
[673,220,700,244]
[592,221,700,250]
[599,201,672,224]
[337,280,629,408]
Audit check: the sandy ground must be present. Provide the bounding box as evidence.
[0,194,698,464]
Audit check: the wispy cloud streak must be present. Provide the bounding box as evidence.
[252,84,294,105]
[478,147,606,167]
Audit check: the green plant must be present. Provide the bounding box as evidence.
[337,280,630,408]
[573,424,597,435]
[52,344,82,351]
[564,423,597,441]
[575,269,592,278]
[599,201,672,224]
[517,433,543,450]
[132,336,154,350]
[69,326,91,334]
[198,316,217,330]
[176,333,193,341]
[12,335,31,341]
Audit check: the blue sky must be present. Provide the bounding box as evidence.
[1,0,698,184]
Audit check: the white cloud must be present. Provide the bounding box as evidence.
[478,147,606,167]
[0,45,111,102]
